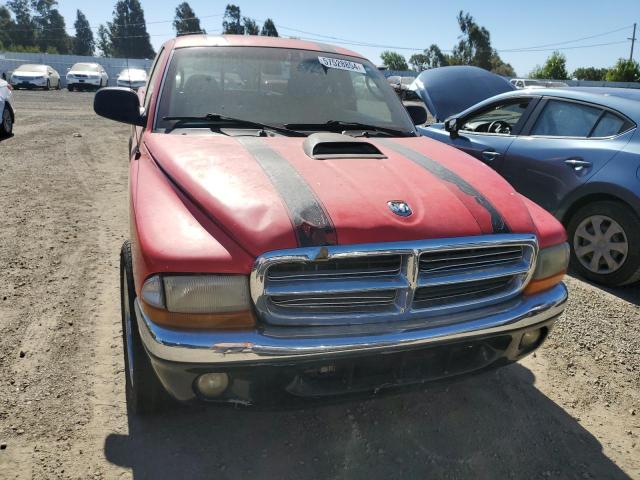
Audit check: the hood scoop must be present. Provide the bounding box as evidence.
[303,133,387,160]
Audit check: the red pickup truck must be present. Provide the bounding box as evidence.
[94,35,569,413]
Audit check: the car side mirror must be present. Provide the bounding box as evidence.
[444,116,460,138]
[94,87,146,126]
[404,102,428,126]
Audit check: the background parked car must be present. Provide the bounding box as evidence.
[0,78,15,137]
[415,66,640,287]
[115,68,148,90]
[10,64,61,90]
[511,78,569,89]
[66,63,109,91]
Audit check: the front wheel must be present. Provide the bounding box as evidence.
[45,80,50,90]
[567,201,640,286]
[1,106,13,137]
[120,241,168,414]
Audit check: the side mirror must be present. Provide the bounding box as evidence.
[444,116,460,138]
[94,87,145,126]
[404,103,428,126]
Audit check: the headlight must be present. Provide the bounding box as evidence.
[140,274,255,329]
[524,243,569,295]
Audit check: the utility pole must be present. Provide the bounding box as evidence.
[629,23,637,61]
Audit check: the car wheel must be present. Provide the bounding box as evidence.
[120,240,168,414]
[46,80,50,90]
[0,106,13,137]
[567,201,640,286]
[68,85,73,92]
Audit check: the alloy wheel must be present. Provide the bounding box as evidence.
[573,214,628,274]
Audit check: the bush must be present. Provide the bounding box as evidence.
[605,59,640,82]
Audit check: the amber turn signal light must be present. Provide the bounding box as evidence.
[523,271,566,296]
[141,300,256,330]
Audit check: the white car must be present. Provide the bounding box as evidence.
[0,78,15,137]
[116,68,148,90]
[10,64,61,90]
[66,63,109,91]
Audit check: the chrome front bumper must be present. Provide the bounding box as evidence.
[135,283,567,366]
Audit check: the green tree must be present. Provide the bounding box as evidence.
[7,0,35,48]
[260,18,278,37]
[408,53,428,72]
[490,53,516,77]
[530,51,569,80]
[108,0,155,58]
[243,17,259,35]
[605,59,640,82]
[97,24,112,57]
[409,44,450,72]
[30,1,70,54]
[222,4,243,34]
[380,51,408,71]
[572,67,608,81]
[173,2,205,36]
[450,11,492,70]
[0,6,17,49]
[73,10,94,56]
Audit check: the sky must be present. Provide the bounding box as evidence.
[45,0,640,76]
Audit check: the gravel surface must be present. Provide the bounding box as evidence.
[0,91,638,479]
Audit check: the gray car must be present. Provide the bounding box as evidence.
[416,67,640,286]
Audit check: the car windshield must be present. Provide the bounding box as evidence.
[156,46,415,134]
[72,63,100,72]
[16,64,46,72]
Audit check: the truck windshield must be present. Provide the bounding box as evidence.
[155,46,415,134]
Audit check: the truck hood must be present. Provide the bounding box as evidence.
[144,133,536,257]
[410,66,515,122]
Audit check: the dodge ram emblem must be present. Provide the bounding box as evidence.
[388,200,412,217]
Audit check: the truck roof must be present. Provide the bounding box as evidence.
[168,34,365,59]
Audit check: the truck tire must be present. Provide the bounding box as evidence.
[120,241,168,414]
[567,201,640,286]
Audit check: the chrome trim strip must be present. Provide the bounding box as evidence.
[135,282,567,365]
[250,234,538,325]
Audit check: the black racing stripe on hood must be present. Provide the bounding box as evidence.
[380,140,510,234]
[237,137,338,247]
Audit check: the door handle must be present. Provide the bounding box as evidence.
[564,159,592,171]
[482,150,501,162]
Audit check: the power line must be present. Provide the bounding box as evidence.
[499,24,632,51]
[268,20,634,54]
[498,40,631,53]
[2,9,636,56]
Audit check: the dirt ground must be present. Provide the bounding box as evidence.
[0,90,638,480]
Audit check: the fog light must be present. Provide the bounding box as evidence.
[520,329,542,350]
[195,373,229,398]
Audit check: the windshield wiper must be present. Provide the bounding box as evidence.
[284,120,414,137]
[163,113,305,136]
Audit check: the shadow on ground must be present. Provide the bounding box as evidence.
[104,364,628,479]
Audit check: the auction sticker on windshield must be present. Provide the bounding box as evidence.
[318,56,366,74]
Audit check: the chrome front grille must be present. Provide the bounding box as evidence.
[270,290,398,312]
[267,255,402,281]
[251,235,538,327]
[419,246,525,274]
